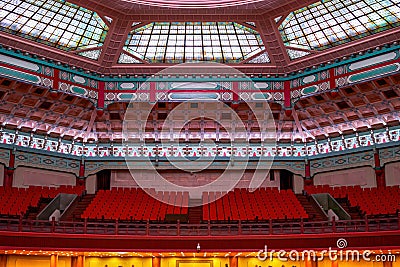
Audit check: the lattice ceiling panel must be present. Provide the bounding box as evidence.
[122,22,266,64]
[279,0,400,51]
[0,0,108,51]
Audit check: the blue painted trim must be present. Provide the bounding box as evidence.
[287,45,400,80]
[2,125,400,162]
[0,44,398,83]
[0,143,81,161]
[308,146,374,160]
[0,46,96,80]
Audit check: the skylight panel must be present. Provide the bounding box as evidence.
[286,49,310,60]
[121,22,267,64]
[279,0,400,51]
[0,0,108,51]
[246,52,270,63]
[78,49,102,60]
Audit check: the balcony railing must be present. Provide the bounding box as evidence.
[0,215,398,236]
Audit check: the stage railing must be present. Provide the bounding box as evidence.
[0,215,398,236]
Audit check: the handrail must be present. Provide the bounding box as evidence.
[0,214,398,237]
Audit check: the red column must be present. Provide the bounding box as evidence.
[232,81,239,103]
[0,255,7,267]
[97,81,105,117]
[150,81,156,103]
[77,158,85,187]
[229,256,238,267]
[305,258,312,267]
[49,69,61,98]
[76,255,84,267]
[4,150,15,187]
[331,260,338,267]
[284,81,292,116]
[329,68,339,98]
[374,149,385,188]
[71,256,77,267]
[304,159,313,186]
[50,254,58,267]
[152,257,161,267]
[3,170,8,188]
[383,260,393,267]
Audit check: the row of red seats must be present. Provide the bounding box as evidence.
[304,185,400,216]
[304,185,362,199]
[348,187,400,216]
[0,186,85,216]
[81,188,189,221]
[202,188,308,221]
[28,185,86,198]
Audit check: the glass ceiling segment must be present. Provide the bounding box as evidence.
[287,49,310,60]
[120,0,265,9]
[279,0,400,51]
[118,52,142,64]
[0,0,109,51]
[122,22,266,64]
[246,52,270,63]
[78,49,102,60]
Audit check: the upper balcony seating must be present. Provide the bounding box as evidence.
[81,188,189,221]
[202,188,308,221]
[0,185,85,216]
[304,185,400,216]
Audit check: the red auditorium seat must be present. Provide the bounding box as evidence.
[305,185,400,217]
[0,186,85,217]
[81,188,189,221]
[202,188,308,222]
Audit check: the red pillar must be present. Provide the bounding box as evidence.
[76,255,84,267]
[71,257,78,267]
[374,149,385,188]
[50,254,58,267]
[152,257,161,267]
[77,158,85,187]
[284,81,292,116]
[329,68,339,98]
[229,257,238,267]
[304,159,313,186]
[4,150,15,187]
[150,81,156,103]
[96,81,105,116]
[232,81,239,103]
[383,260,393,267]
[0,255,7,267]
[305,258,312,267]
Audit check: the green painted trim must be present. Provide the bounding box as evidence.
[0,44,398,83]
[307,145,374,160]
[0,143,81,160]
[0,66,40,84]
[0,47,96,80]
[301,85,319,95]
[348,64,399,83]
[287,45,400,80]
[70,86,88,95]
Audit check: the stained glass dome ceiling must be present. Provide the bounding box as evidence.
[0,0,398,73]
[279,0,400,51]
[121,22,268,64]
[0,0,108,52]
[120,0,265,8]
